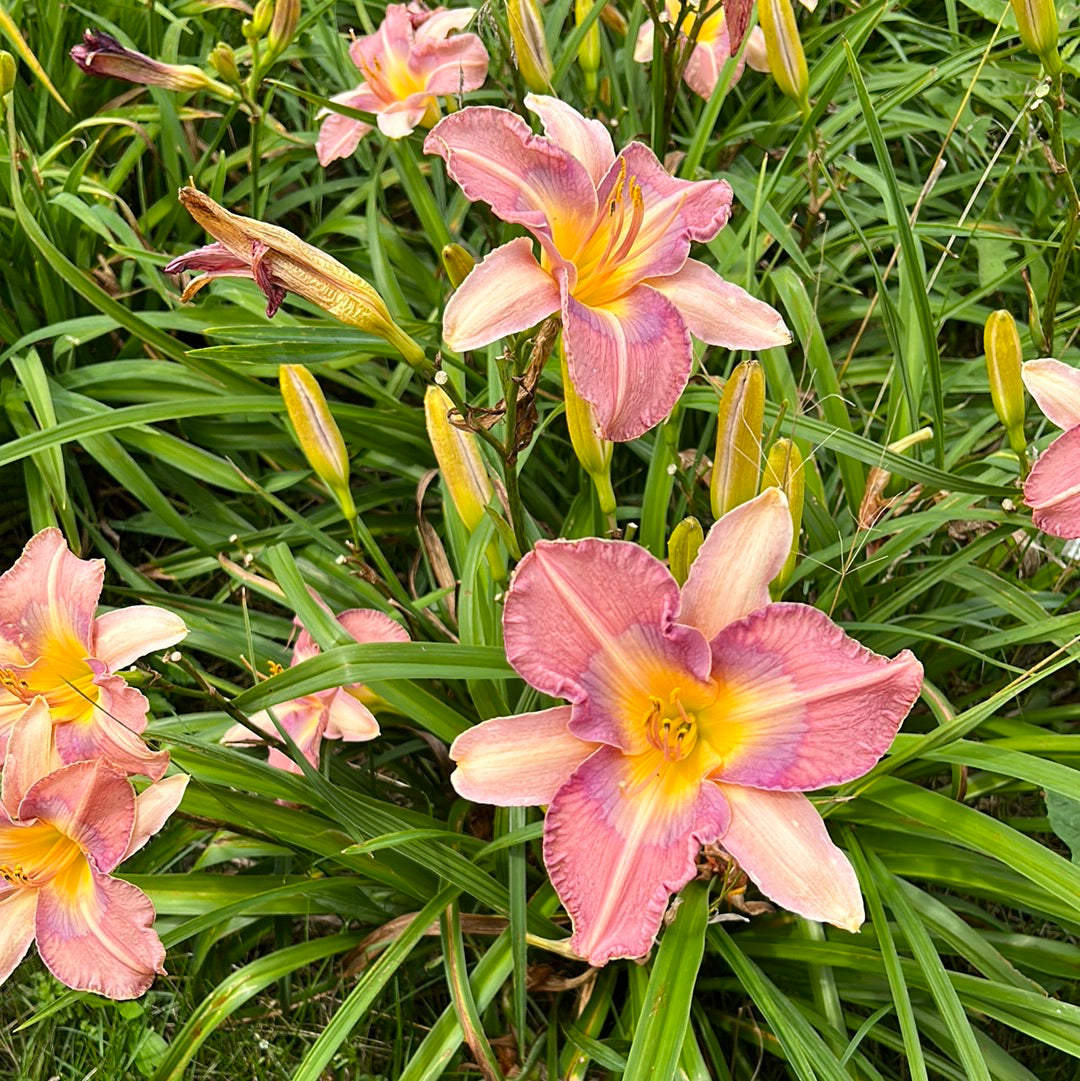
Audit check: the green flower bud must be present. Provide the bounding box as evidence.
[208,42,240,86]
[984,309,1028,459]
[710,360,764,519]
[668,517,704,587]
[424,385,493,535]
[0,51,15,97]
[441,244,476,289]
[758,0,809,115]
[1010,0,1062,74]
[576,0,602,97]
[762,438,804,592]
[507,0,554,93]
[561,343,615,516]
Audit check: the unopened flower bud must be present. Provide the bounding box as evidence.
[758,0,809,115]
[984,309,1028,458]
[668,517,704,587]
[507,0,554,93]
[0,51,15,96]
[1010,0,1061,74]
[251,0,274,37]
[762,439,804,592]
[424,385,493,535]
[710,360,764,519]
[561,344,615,516]
[442,243,476,289]
[209,42,240,86]
[70,29,237,99]
[599,4,628,35]
[576,0,602,97]
[266,0,300,62]
[280,364,355,519]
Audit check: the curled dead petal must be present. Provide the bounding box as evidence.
[36,863,165,999]
[715,785,864,931]
[93,605,187,671]
[450,706,598,805]
[1021,358,1080,430]
[563,285,692,442]
[647,260,792,350]
[1024,426,1080,538]
[544,745,731,965]
[443,237,560,351]
[525,93,615,187]
[708,603,923,790]
[124,774,189,861]
[678,488,793,641]
[0,889,37,988]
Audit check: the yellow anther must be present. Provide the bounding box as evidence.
[268,660,285,676]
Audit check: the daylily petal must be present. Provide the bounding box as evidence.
[1,697,56,815]
[352,3,413,70]
[323,690,380,742]
[377,98,433,139]
[415,34,489,95]
[716,785,864,930]
[0,888,37,986]
[336,608,411,646]
[504,538,691,708]
[647,259,792,349]
[633,21,655,63]
[316,89,377,165]
[0,529,101,660]
[424,107,598,249]
[525,93,615,187]
[443,237,560,351]
[682,37,725,99]
[18,759,134,875]
[162,240,253,278]
[678,488,792,640]
[253,697,328,772]
[1024,426,1080,538]
[1022,358,1080,430]
[36,862,164,999]
[544,746,731,965]
[563,284,691,441]
[124,775,188,861]
[451,706,598,805]
[708,603,923,790]
[92,605,187,671]
[414,7,476,43]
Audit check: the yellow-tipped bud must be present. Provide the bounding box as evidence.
[279,364,355,519]
[0,51,14,97]
[424,385,493,534]
[762,439,804,592]
[1010,0,1061,74]
[561,344,615,516]
[668,517,704,587]
[507,0,554,93]
[208,42,240,86]
[576,0,602,97]
[984,310,1028,459]
[710,360,764,519]
[441,244,476,289]
[758,0,810,115]
[250,0,273,37]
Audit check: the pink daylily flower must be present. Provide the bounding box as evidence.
[0,529,188,780]
[1021,358,1080,538]
[316,3,489,166]
[424,94,791,442]
[0,698,187,999]
[450,489,923,965]
[224,608,408,773]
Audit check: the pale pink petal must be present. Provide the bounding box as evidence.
[1024,426,1080,538]
[123,774,188,861]
[563,284,691,442]
[678,488,792,639]
[544,746,731,965]
[352,4,413,72]
[1,697,57,814]
[708,603,923,790]
[376,99,432,139]
[415,35,489,95]
[414,7,476,43]
[254,697,328,772]
[647,260,792,349]
[716,785,864,930]
[450,706,598,804]
[745,26,770,72]
[336,608,410,646]
[633,21,655,62]
[93,669,152,735]
[443,238,560,351]
[18,759,134,874]
[525,93,615,187]
[0,888,37,986]
[1022,358,1080,430]
[92,605,187,671]
[316,89,378,166]
[683,37,725,99]
[36,864,164,999]
[424,108,598,249]
[0,529,101,660]
[323,690,379,741]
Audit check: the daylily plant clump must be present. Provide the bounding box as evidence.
[0,531,188,999]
